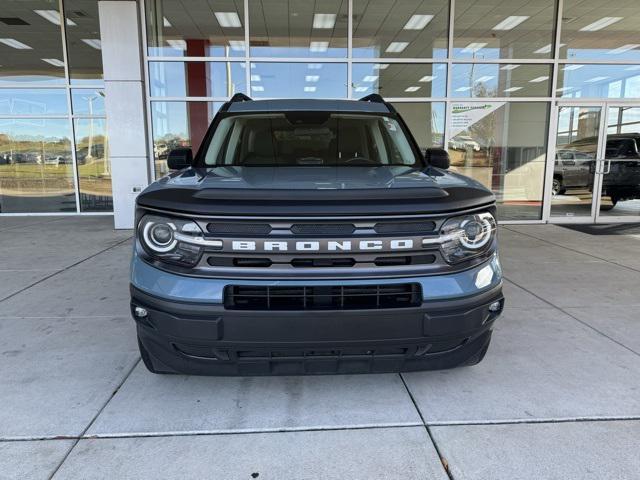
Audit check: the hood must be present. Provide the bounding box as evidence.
[137,166,495,216]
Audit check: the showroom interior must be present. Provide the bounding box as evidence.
[1,0,639,227]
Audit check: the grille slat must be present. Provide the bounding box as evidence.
[225,284,422,311]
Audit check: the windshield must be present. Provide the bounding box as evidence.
[202,112,420,167]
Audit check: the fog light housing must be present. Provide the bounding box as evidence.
[488,301,502,313]
[134,306,148,318]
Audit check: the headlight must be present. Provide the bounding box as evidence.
[138,215,219,267]
[435,212,497,264]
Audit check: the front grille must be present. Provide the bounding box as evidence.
[207,223,272,235]
[290,223,356,235]
[373,221,436,234]
[224,283,422,310]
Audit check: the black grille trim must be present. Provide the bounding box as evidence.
[224,283,422,311]
[373,221,436,234]
[290,224,356,235]
[207,223,272,235]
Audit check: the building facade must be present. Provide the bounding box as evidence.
[1,0,640,227]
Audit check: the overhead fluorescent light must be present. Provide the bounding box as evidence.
[579,17,622,32]
[419,75,436,82]
[313,13,336,29]
[607,44,640,55]
[228,40,246,51]
[82,39,101,50]
[362,75,378,82]
[354,86,369,92]
[476,75,494,83]
[403,14,434,30]
[405,86,421,92]
[304,86,317,92]
[167,39,186,50]
[305,75,320,82]
[373,64,389,70]
[386,41,409,53]
[34,9,76,26]
[492,16,529,31]
[503,87,523,92]
[529,76,549,83]
[41,58,64,67]
[214,12,242,28]
[163,17,172,27]
[585,76,609,83]
[308,63,323,69]
[563,64,584,71]
[310,41,329,52]
[556,86,575,92]
[455,86,472,92]
[0,38,32,49]
[534,44,552,54]
[500,64,519,70]
[461,42,487,54]
[250,74,261,82]
[251,85,264,92]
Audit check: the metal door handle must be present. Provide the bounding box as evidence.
[604,159,612,174]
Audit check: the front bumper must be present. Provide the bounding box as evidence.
[131,255,503,375]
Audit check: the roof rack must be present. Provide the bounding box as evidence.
[229,93,252,103]
[358,93,385,104]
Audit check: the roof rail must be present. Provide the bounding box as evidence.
[229,93,252,103]
[358,93,385,103]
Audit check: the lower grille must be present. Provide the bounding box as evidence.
[224,283,422,311]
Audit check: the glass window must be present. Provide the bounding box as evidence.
[151,101,223,178]
[0,89,68,115]
[453,0,556,60]
[0,119,76,213]
[149,62,245,97]
[63,0,104,85]
[0,3,66,84]
[352,64,446,98]
[560,1,640,61]
[249,0,348,58]
[71,89,105,115]
[249,63,347,99]
[145,0,245,57]
[448,102,550,220]
[74,118,111,211]
[391,102,445,148]
[451,64,552,97]
[557,64,640,99]
[352,0,448,59]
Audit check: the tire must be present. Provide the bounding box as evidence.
[138,336,173,374]
[552,177,565,196]
[600,197,618,211]
[462,332,492,367]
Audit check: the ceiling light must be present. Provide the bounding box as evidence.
[461,42,487,54]
[82,39,101,50]
[405,86,421,92]
[534,43,563,54]
[308,63,323,69]
[167,39,186,50]
[305,75,320,82]
[229,40,246,51]
[585,76,609,83]
[0,38,32,49]
[403,14,434,30]
[354,86,369,92]
[250,74,261,81]
[579,17,622,32]
[163,17,172,27]
[214,12,242,28]
[455,86,472,92]
[492,16,529,31]
[313,13,336,29]
[476,76,494,83]
[503,87,522,92]
[304,86,317,92]
[529,76,549,83]
[362,75,378,82]
[607,44,640,55]
[42,58,64,67]
[563,64,584,71]
[500,64,519,70]
[34,9,76,26]
[310,41,329,52]
[419,75,435,82]
[373,64,389,70]
[251,85,264,92]
[386,41,409,53]
[556,86,575,92]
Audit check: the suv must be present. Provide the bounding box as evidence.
[130,94,504,376]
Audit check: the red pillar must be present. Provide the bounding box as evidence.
[186,39,209,153]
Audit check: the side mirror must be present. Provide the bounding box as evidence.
[425,147,450,169]
[167,147,193,170]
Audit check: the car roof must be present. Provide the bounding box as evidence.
[226,98,392,114]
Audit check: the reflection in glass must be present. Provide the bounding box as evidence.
[63,0,104,84]
[550,106,600,218]
[0,89,68,115]
[145,0,245,57]
[560,1,640,61]
[151,101,223,179]
[599,107,640,216]
[149,62,245,97]
[557,64,640,99]
[352,64,446,98]
[0,119,76,213]
[453,0,556,59]
[448,102,549,220]
[451,64,552,97]
[249,63,347,99]
[74,118,111,211]
[352,0,448,58]
[71,89,105,115]
[249,0,347,57]
[391,102,445,148]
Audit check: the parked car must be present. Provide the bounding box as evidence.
[552,149,594,195]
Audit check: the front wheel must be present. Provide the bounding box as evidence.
[552,177,565,196]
